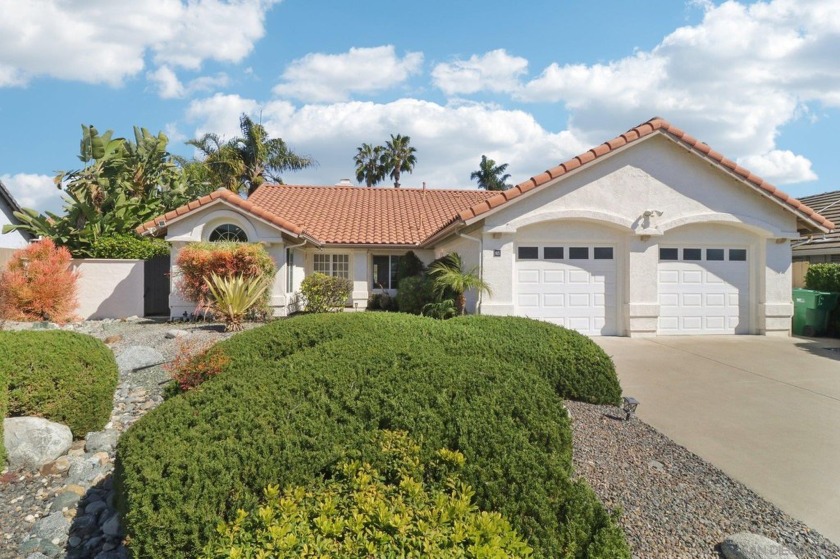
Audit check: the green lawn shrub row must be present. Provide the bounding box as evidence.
[0,331,119,437]
[115,313,628,559]
[0,365,7,465]
[804,263,840,293]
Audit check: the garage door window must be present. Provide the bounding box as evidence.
[659,248,679,260]
[594,247,614,260]
[683,248,702,261]
[706,248,725,261]
[544,247,564,259]
[569,247,589,259]
[518,246,539,260]
[729,249,747,261]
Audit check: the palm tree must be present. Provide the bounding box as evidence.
[381,134,417,188]
[188,114,316,196]
[354,143,385,187]
[470,155,511,191]
[427,252,492,315]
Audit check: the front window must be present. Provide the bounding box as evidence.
[209,224,248,242]
[372,255,400,289]
[314,253,350,278]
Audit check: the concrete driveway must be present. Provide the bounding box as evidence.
[594,335,840,545]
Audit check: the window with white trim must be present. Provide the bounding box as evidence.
[209,223,247,242]
[314,253,350,278]
[372,255,400,289]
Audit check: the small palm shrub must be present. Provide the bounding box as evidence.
[202,430,533,558]
[0,331,118,436]
[204,273,269,331]
[175,242,275,309]
[0,238,79,323]
[299,272,352,312]
[428,252,491,315]
[422,298,457,319]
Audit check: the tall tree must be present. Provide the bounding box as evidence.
[353,143,385,187]
[381,134,417,188]
[188,114,317,196]
[470,155,512,191]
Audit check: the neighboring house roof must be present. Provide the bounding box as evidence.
[0,178,34,240]
[794,190,840,251]
[458,117,835,233]
[137,116,834,245]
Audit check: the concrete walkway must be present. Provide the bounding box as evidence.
[594,335,840,545]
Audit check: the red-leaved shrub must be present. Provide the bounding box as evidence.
[175,242,276,309]
[164,338,230,393]
[0,239,79,323]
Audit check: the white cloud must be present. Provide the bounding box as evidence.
[432,49,529,96]
[148,65,229,99]
[0,0,279,87]
[1,173,65,214]
[186,95,587,188]
[738,150,818,185]
[273,46,423,103]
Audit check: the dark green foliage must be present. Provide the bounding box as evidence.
[88,234,170,260]
[367,292,397,311]
[805,263,840,292]
[0,331,118,437]
[115,313,627,559]
[397,250,425,279]
[395,274,436,314]
[0,366,7,464]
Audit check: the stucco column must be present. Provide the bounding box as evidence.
[625,237,660,337]
[352,251,369,309]
[265,243,288,317]
[759,239,793,336]
[480,232,515,316]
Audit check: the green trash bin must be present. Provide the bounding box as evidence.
[792,289,840,336]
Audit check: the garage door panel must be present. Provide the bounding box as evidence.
[544,270,565,283]
[568,293,591,307]
[544,294,565,307]
[658,250,749,335]
[568,270,591,283]
[517,293,540,307]
[518,270,540,283]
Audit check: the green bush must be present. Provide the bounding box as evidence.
[805,263,840,292]
[201,430,533,558]
[0,331,118,436]
[395,274,436,314]
[397,250,425,279]
[88,234,170,260]
[299,272,352,312]
[115,313,627,559]
[367,291,397,312]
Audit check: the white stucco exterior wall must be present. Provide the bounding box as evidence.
[473,134,799,336]
[0,204,29,249]
[72,259,145,320]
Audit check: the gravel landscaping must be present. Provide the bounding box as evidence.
[2,318,838,558]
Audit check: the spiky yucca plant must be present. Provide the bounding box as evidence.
[203,273,269,332]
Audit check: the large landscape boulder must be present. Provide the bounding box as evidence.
[4,417,72,470]
[721,532,798,559]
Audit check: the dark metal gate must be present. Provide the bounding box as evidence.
[144,255,171,316]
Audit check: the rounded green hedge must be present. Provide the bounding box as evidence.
[0,330,118,437]
[0,365,8,464]
[115,313,628,559]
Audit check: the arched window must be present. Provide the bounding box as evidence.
[209,224,248,242]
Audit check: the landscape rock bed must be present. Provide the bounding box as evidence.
[566,400,840,559]
[3,318,838,558]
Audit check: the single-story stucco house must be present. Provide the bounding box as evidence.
[138,117,835,337]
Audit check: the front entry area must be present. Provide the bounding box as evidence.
[515,244,617,336]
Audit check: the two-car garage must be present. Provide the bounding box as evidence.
[513,236,751,337]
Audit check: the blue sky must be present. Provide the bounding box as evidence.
[1,0,839,214]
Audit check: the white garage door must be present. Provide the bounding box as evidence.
[658,247,750,335]
[516,245,617,336]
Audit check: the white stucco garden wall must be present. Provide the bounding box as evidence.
[72,259,145,320]
[475,134,798,336]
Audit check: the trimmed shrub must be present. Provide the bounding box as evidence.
[201,430,533,558]
[367,291,397,312]
[397,250,425,279]
[805,263,840,293]
[115,313,628,559]
[0,239,79,324]
[0,331,118,436]
[395,274,436,314]
[299,272,352,312]
[88,234,170,260]
[175,242,275,309]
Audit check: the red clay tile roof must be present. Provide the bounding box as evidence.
[458,117,835,232]
[137,185,497,245]
[248,186,496,245]
[135,188,306,237]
